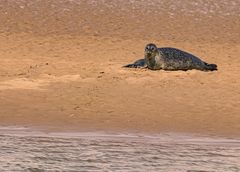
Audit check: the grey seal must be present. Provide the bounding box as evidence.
[124,43,217,71]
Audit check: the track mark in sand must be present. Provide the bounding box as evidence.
[0,75,93,90]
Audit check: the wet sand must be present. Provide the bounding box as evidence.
[0,0,240,137]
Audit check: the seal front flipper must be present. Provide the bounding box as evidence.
[123,59,146,68]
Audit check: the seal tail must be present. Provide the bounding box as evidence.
[204,62,218,71]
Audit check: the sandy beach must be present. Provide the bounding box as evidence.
[0,0,239,137]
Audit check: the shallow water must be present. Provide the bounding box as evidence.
[0,128,240,172]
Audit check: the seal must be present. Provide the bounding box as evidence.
[124,43,217,71]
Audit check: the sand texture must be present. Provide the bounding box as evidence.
[0,0,239,136]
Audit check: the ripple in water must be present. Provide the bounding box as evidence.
[0,129,239,172]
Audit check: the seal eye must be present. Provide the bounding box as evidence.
[151,47,155,51]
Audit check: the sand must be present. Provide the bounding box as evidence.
[0,0,239,137]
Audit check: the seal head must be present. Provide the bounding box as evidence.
[144,43,161,70]
[145,43,158,59]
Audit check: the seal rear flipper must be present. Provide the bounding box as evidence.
[204,62,218,71]
[123,59,146,68]
[123,63,139,68]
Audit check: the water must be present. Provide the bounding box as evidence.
[0,128,240,172]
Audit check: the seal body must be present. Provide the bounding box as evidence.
[124,43,217,71]
[144,43,217,71]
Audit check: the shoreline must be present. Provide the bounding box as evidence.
[1,126,240,141]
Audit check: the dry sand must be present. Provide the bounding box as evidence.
[0,0,239,137]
